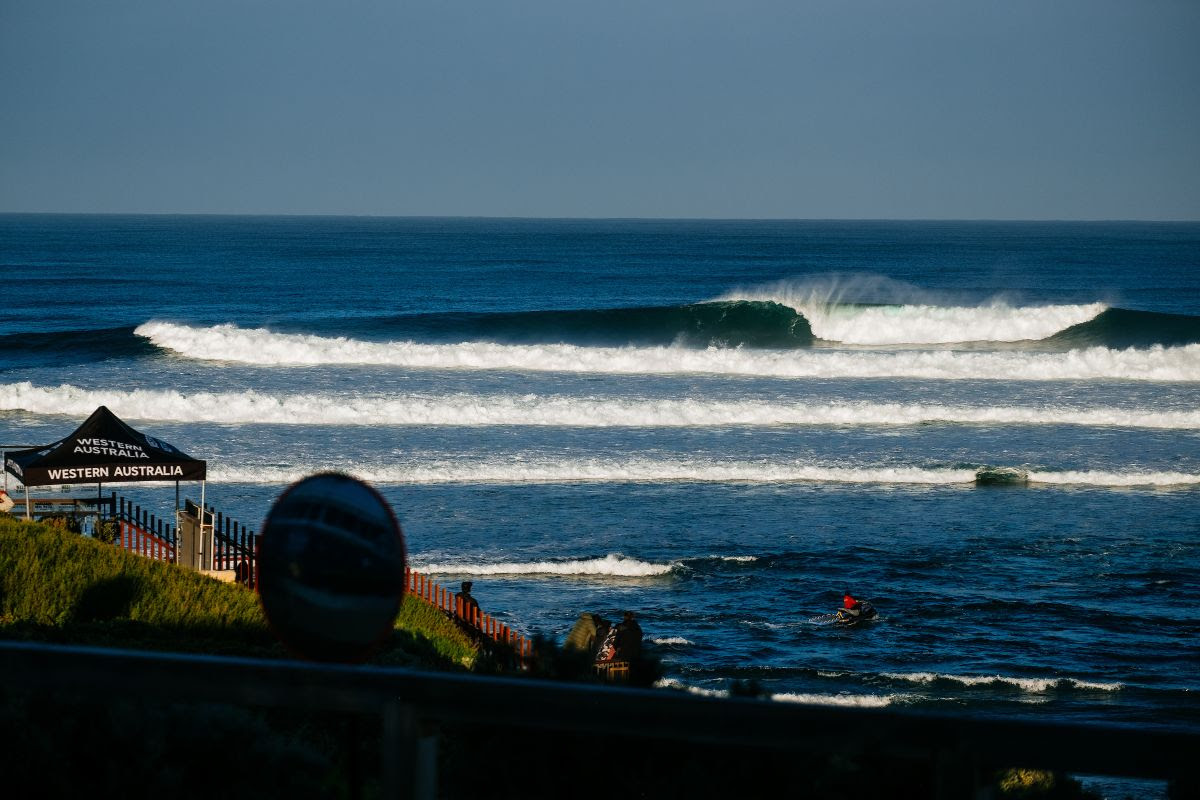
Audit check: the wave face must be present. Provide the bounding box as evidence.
[5,381,1200,429]
[1046,307,1200,349]
[134,322,1200,381]
[369,301,815,349]
[0,326,156,370]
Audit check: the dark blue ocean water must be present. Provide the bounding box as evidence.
[2,216,1198,792]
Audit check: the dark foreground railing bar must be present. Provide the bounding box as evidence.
[0,639,1194,798]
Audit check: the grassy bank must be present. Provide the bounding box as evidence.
[0,516,477,667]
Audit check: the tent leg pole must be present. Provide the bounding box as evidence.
[200,480,207,570]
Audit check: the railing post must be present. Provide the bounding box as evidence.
[380,700,437,800]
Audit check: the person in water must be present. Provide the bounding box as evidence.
[843,591,863,616]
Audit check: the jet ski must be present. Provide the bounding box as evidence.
[835,601,877,626]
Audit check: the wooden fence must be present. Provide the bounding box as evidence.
[403,567,532,662]
[108,493,530,661]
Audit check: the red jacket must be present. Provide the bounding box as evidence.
[843,594,857,609]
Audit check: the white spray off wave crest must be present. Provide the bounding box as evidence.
[7,381,1200,430]
[720,278,1107,344]
[135,322,1200,382]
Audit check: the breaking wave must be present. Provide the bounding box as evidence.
[882,672,1123,693]
[417,553,674,577]
[724,285,1108,344]
[771,692,907,708]
[135,322,1200,381]
[202,458,1200,488]
[655,679,908,707]
[5,381,1200,429]
[721,278,1200,346]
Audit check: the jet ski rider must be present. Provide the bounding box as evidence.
[843,591,863,616]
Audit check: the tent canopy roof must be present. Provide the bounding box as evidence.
[4,406,206,487]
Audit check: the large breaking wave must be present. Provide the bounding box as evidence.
[9,292,1199,375]
[134,322,1200,381]
[4,381,1199,429]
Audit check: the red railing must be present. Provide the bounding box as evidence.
[403,567,532,663]
[109,495,530,661]
[114,495,176,563]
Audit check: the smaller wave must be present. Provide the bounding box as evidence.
[651,637,695,646]
[1047,308,1200,349]
[1028,470,1200,488]
[655,678,728,698]
[208,460,981,486]
[418,553,674,577]
[656,679,906,707]
[202,459,1200,489]
[771,692,906,708]
[9,381,1200,429]
[0,326,156,371]
[883,672,1123,693]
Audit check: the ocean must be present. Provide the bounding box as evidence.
[2,215,1197,793]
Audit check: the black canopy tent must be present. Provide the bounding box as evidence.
[3,406,207,520]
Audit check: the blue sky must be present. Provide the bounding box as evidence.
[1,0,1197,219]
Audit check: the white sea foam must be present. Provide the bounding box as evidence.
[6,381,1199,430]
[722,282,1106,344]
[134,322,1200,382]
[771,692,905,708]
[202,458,1200,488]
[418,553,674,577]
[207,459,982,486]
[655,678,905,707]
[654,678,729,698]
[1028,470,1200,487]
[883,672,1123,692]
[651,637,695,646]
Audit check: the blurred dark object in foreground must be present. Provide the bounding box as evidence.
[257,473,407,663]
[1,640,1194,800]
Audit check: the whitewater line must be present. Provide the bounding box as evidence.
[655,678,908,707]
[134,322,1200,381]
[882,672,1122,692]
[416,553,675,577]
[199,459,1200,488]
[4,381,1199,429]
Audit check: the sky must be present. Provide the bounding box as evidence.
[1,0,1198,219]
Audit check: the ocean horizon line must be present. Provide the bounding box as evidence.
[3,211,1199,224]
